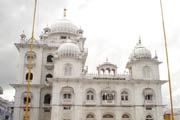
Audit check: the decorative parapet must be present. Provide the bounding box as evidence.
[84,73,131,80]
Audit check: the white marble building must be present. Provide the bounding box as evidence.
[11,14,166,120]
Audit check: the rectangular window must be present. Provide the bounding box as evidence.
[61,36,67,39]
[87,95,90,100]
[63,106,71,110]
[146,107,152,110]
[121,96,124,101]
[145,95,152,100]
[125,96,128,101]
[44,108,51,112]
[91,95,94,100]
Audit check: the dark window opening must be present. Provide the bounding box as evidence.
[102,93,114,101]
[87,114,94,118]
[145,95,153,100]
[5,115,9,120]
[63,93,71,99]
[23,97,31,104]
[44,108,51,112]
[146,107,152,110]
[61,36,67,39]
[46,74,53,82]
[63,106,71,110]
[26,73,33,81]
[44,94,51,104]
[47,55,53,63]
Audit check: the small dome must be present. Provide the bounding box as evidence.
[43,26,51,33]
[130,41,151,60]
[50,18,78,35]
[58,41,80,57]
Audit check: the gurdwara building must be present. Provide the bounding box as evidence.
[12,14,166,120]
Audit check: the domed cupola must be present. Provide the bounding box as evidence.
[57,40,80,58]
[130,39,152,60]
[50,18,78,35]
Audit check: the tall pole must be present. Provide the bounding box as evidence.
[159,0,174,120]
[24,0,37,120]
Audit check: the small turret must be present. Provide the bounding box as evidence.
[20,31,26,42]
[43,25,51,34]
[97,58,117,75]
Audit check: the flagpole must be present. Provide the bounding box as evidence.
[159,0,174,120]
[24,0,37,120]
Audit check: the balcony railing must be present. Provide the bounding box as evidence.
[84,100,96,106]
[82,73,131,80]
[144,100,154,106]
[45,62,54,70]
[101,100,115,106]
[62,99,73,105]
[121,101,131,106]
[25,60,35,68]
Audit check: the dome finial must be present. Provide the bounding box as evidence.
[154,50,158,59]
[20,30,26,39]
[64,8,67,17]
[139,36,141,44]
[106,57,109,62]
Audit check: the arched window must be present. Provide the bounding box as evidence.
[146,115,153,120]
[64,64,72,76]
[26,72,33,81]
[23,97,31,104]
[143,66,152,79]
[44,94,51,104]
[61,87,74,104]
[47,55,53,63]
[122,114,130,118]
[105,68,111,74]
[143,88,154,101]
[86,90,95,101]
[101,90,116,102]
[87,114,94,118]
[46,74,53,82]
[25,51,36,61]
[121,91,129,101]
[103,114,114,118]
[24,115,29,120]
[22,92,32,105]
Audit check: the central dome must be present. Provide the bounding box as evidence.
[58,41,80,57]
[50,18,78,35]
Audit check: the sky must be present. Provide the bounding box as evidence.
[0,0,180,107]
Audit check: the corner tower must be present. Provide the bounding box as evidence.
[126,39,161,80]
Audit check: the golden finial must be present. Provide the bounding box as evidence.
[64,8,67,17]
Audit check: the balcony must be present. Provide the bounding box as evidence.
[62,99,73,105]
[43,103,51,107]
[121,101,131,106]
[144,100,155,106]
[101,100,115,106]
[25,60,35,68]
[45,62,54,70]
[84,100,96,106]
